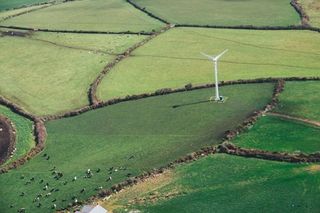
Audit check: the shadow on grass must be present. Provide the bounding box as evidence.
[172,99,211,108]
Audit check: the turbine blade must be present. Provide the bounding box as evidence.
[200,52,214,60]
[215,49,228,60]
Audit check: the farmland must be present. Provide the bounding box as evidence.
[0,0,320,212]
[1,0,164,32]
[0,105,34,164]
[102,154,320,213]
[0,0,50,11]
[298,0,320,27]
[0,30,145,115]
[275,81,320,121]
[131,0,300,26]
[232,115,320,154]
[97,28,320,100]
[0,84,273,213]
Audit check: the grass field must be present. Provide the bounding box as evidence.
[0,105,34,165]
[298,0,320,27]
[0,84,274,212]
[97,28,320,100]
[0,4,47,20]
[102,154,320,213]
[233,115,320,154]
[1,0,164,32]
[132,0,300,26]
[0,31,145,115]
[275,81,320,121]
[0,0,50,11]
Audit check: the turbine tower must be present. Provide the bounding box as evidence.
[201,49,228,101]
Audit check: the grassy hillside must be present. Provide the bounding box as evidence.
[233,115,320,154]
[298,0,320,27]
[0,31,145,115]
[2,0,164,32]
[97,28,320,100]
[0,105,34,165]
[0,0,50,11]
[132,0,300,26]
[0,84,274,212]
[275,81,320,121]
[103,154,320,213]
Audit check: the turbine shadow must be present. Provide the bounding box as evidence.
[172,99,211,109]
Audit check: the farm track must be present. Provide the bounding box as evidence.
[1,0,320,211]
[267,112,320,128]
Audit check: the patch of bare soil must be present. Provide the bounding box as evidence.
[0,116,15,165]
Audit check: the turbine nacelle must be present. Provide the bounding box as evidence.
[200,49,228,62]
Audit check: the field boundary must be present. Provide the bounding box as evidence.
[126,0,170,24]
[88,24,173,105]
[267,112,320,128]
[0,25,155,35]
[42,77,320,121]
[0,115,16,165]
[218,142,320,163]
[290,0,310,27]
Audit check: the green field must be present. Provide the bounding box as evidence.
[0,4,47,20]
[97,28,320,100]
[103,154,320,213]
[0,105,34,165]
[132,0,300,26]
[0,30,145,115]
[233,115,320,154]
[275,81,320,121]
[298,0,320,27]
[0,84,274,212]
[1,0,164,32]
[0,0,50,11]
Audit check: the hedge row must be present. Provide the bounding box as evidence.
[290,0,310,27]
[218,142,320,163]
[88,24,173,105]
[0,119,46,174]
[0,115,16,165]
[0,96,36,121]
[43,77,320,122]
[126,0,170,24]
[0,25,154,36]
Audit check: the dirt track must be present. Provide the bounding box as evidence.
[0,116,15,165]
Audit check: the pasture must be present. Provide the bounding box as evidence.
[0,30,145,115]
[275,81,320,121]
[0,4,47,20]
[0,105,34,165]
[1,0,164,32]
[102,154,320,213]
[0,84,274,212]
[233,115,320,154]
[131,0,300,26]
[0,0,50,11]
[298,0,320,27]
[97,28,320,100]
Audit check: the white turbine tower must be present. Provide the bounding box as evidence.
[201,49,228,102]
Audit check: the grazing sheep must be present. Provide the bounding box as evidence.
[46,156,50,160]
[45,193,52,197]
[87,169,91,174]
[30,177,35,181]
[73,176,77,181]
[96,168,101,173]
[39,179,44,184]
[20,192,25,196]
[80,188,85,193]
[107,176,112,182]
[52,204,57,209]
[43,185,48,191]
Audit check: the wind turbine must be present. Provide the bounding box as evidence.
[201,49,228,102]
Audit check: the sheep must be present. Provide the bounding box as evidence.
[52,199,56,202]
[80,188,85,193]
[45,193,51,197]
[96,168,101,173]
[52,204,57,209]
[20,192,25,196]
[73,176,77,181]
[107,176,112,182]
[43,185,48,191]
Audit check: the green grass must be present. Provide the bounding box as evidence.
[2,0,164,32]
[298,0,320,27]
[132,0,300,26]
[0,0,50,11]
[0,31,145,115]
[233,115,320,154]
[0,4,47,20]
[105,154,320,213]
[275,81,320,121]
[97,28,320,100]
[0,105,34,165]
[0,83,274,212]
